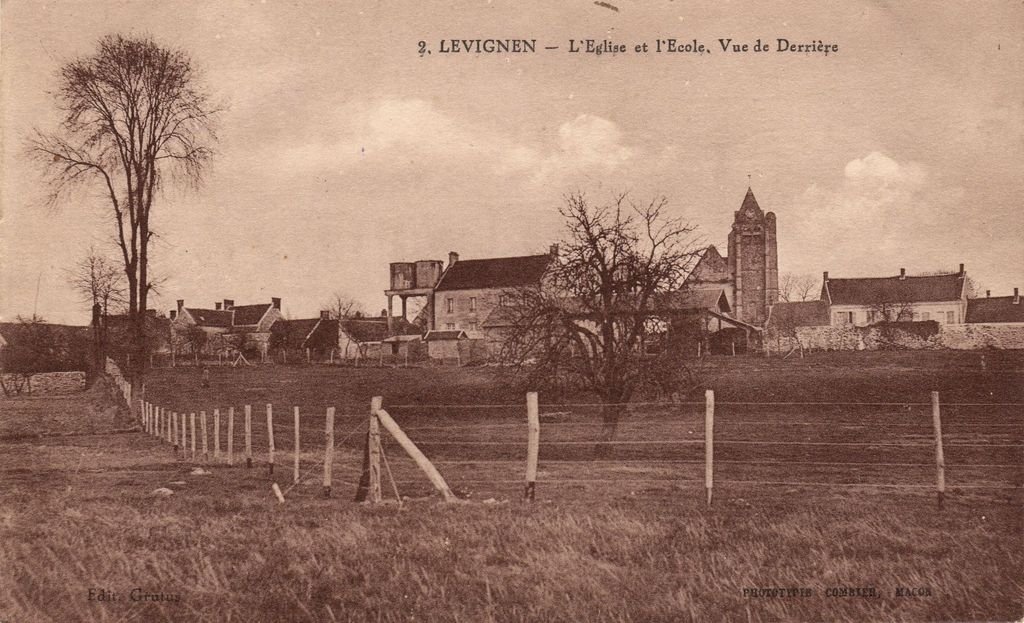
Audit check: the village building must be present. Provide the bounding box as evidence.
[170,298,283,358]
[820,266,968,326]
[965,288,1023,325]
[338,314,422,362]
[269,311,339,361]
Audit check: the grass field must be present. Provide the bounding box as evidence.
[1,351,1022,622]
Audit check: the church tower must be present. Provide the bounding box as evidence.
[726,188,778,326]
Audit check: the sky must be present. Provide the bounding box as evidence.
[1,0,1022,324]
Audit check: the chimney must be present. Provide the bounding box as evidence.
[320,310,330,320]
[1014,288,1020,305]
[986,290,991,298]
[271,297,281,310]
[177,299,184,311]
[381,309,387,318]
[223,299,234,310]
[448,251,459,267]
[215,302,222,310]
[959,263,965,275]
[169,309,177,320]
[822,271,829,281]
[899,268,906,280]
[549,243,559,257]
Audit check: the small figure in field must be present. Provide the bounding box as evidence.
[201,366,210,389]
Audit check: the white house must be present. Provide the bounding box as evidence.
[820,266,969,327]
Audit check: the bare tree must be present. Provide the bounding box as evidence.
[779,272,819,302]
[323,292,365,320]
[500,191,703,444]
[66,246,127,316]
[29,34,219,377]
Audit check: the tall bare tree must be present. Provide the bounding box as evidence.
[779,272,819,302]
[323,291,366,320]
[500,191,702,442]
[30,34,219,376]
[66,246,126,317]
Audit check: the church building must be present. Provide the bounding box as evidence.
[686,188,780,327]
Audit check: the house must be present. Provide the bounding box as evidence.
[338,314,421,361]
[170,298,283,358]
[820,266,968,327]
[685,188,779,327]
[269,311,340,360]
[966,289,1024,324]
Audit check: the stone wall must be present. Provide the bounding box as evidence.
[789,323,1024,351]
[1,371,86,395]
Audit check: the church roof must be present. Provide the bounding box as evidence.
[740,187,760,213]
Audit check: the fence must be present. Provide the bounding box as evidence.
[124,369,1023,507]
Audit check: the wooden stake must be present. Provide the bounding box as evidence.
[244,404,253,468]
[201,410,209,462]
[376,407,455,501]
[266,403,275,475]
[293,406,300,484]
[172,412,179,454]
[932,391,946,510]
[190,413,196,461]
[323,407,335,497]
[525,392,539,501]
[227,407,235,465]
[368,397,383,503]
[272,482,285,504]
[181,411,187,456]
[213,409,221,460]
[705,389,715,507]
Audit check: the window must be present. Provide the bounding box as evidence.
[446,298,454,313]
[834,311,853,325]
[868,311,877,324]
[947,311,955,324]
[498,294,508,307]
[445,323,456,330]
[912,312,920,321]
[470,297,477,311]
[391,343,399,355]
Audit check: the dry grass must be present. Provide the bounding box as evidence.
[1,351,1022,622]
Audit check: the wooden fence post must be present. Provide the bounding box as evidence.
[201,410,209,462]
[180,411,187,457]
[525,392,539,501]
[244,405,253,468]
[375,408,455,501]
[227,407,235,465]
[190,413,196,461]
[213,409,221,460]
[266,403,275,475]
[932,391,946,510]
[705,389,715,507]
[172,412,179,454]
[323,407,335,497]
[368,397,383,503]
[293,406,300,484]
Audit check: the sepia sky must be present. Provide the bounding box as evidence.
[2,0,1022,324]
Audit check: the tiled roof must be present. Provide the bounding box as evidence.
[824,273,965,305]
[686,245,730,284]
[656,288,730,312]
[232,303,272,326]
[767,300,831,328]
[340,318,421,343]
[186,308,234,328]
[965,296,1024,323]
[434,254,551,292]
[271,318,320,346]
[424,330,468,341]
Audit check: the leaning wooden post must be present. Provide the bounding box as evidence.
[323,407,335,497]
[266,403,276,475]
[213,409,221,460]
[705,389,715,507]
[525,392,540,501]
[293,406,301,484]
[932,391,946,510]
[244,404,253,468]
[190,413,197,461]
[227,407,235,465]
[200,410,209,462]
[375,408,455,501]
[368,397,383,503]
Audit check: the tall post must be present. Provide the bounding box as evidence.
[200,410,209,462]
[368,396,383,503]
[244,405,253,469]
[227,407,235,465]
[266,403,275,475]
[293,406,301,484]
[323,407,335,497]
[180,412,186,458]
[705,389,715,507]
[525,392,540,501]
[932,391,946,510]
[213,409,221,460]
[190,413,196,461]
[172,412,179,455]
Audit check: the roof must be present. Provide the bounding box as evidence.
[965,296,1024,323]
[271,318,321,343]
[767,300,831,328]
[740,187,760,213]
[340,317,420,343]
[232,303,272,326]
[656,288,730,313]
[434,254,551,292]
[823,272,965,305]
[424,330,468,341]
[186,308,234,328]
[382,334,423,343]
[686,245,730,284]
